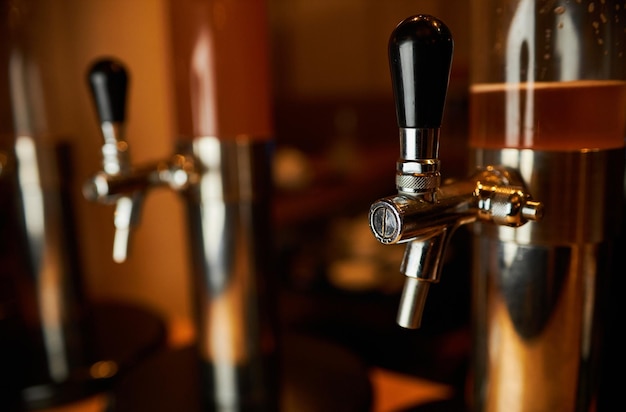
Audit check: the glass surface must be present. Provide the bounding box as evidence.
[469,0,626,150]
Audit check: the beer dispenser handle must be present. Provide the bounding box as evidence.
[389,14,453,130]
[87,59,142,263]
[88,59,128,126]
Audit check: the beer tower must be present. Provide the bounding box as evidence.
[83,0,278,410]
[370,8,625,411]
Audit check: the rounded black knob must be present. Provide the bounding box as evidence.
[87,58,128,123]
[389,15,453,129]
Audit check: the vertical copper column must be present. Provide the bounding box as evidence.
[469,1,626,411]
[167,1,278,410]
[168,0,273,142]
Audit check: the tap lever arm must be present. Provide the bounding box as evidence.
[87,58,130,176]
[389,14,454,130]
[88,58,128,124]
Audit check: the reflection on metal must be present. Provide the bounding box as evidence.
[86,134,277,410]
[1,137,97,407]
[186,137,275,410]
[15,135,69,382]
[0,151,7,176]
[471,148,623,411]
[2,7,105,405]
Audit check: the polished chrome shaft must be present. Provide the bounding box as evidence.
[470,147,624,411]
[183,136,276,410]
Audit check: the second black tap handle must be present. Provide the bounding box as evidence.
[87,58,128,124]
[389,15,453,129]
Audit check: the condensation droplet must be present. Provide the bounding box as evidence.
[600,13,607,23]
[554,6,566,14]
[544,53,551,60]
[588,2,595,12]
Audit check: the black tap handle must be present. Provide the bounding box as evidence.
[389,15,453,129]
[87,58,128,123]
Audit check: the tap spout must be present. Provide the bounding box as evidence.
[397,227,454,328]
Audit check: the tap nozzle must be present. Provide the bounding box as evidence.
[397,227,452,328]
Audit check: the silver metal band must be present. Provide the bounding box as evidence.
[397,127,441,194]
[395,172,440,192]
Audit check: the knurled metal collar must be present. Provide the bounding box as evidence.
[396,173,440,193]
[396,156,440,193]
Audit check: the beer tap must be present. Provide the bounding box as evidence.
[84,59,196,263]
[83,55,278,410]
[368,15,543,329]
[87,59,139,263]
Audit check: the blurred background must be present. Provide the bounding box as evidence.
[34,0,471,326]
[1,0,473,410]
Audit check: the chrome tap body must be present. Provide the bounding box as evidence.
[370,165,542,328]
